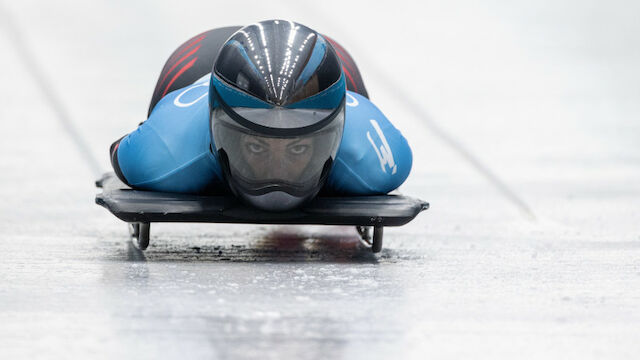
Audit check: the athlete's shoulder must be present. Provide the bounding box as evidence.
[344,91,389,131]
[116,74,223,192]
[133,73,212,166]
[326,91,412,195]
[150,74,211,118]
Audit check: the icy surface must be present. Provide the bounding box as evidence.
[1,0,639,359]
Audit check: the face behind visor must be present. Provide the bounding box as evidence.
[212,105,345,210]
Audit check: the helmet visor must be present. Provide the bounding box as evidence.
[212,106,344,197]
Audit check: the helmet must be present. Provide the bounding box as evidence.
[210,20,346,211]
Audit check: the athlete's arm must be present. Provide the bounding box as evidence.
[325,91,412,195]
[109,77,225,193]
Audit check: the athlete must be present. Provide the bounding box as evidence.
[110,20,412,211]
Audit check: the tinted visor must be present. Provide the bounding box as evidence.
[212,106,344,197]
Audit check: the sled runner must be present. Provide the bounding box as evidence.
[95,172,428,253]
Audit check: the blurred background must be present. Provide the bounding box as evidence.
[1,0,639,359]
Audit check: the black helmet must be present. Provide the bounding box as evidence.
[210,20,346,211]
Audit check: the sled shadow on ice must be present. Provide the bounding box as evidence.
[121,225,384,263]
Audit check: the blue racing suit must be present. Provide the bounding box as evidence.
[110,28,412,197]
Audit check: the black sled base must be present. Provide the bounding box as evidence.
[95,172,428,253]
